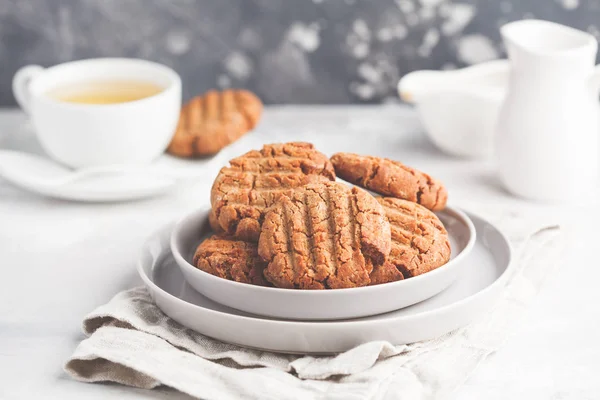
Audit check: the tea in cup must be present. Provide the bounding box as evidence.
[47,79,165,105]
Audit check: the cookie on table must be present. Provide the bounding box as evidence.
[167,89,263,157]
[193,235,268,286]
[377,197,451,279]
[330,153,447,211]
[211,142,335,242]
[258,181,391,289]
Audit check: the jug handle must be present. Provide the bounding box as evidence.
[589,65,600,99]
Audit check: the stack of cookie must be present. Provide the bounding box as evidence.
[194,142,451,289]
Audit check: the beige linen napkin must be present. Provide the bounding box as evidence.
[65,208,563,400]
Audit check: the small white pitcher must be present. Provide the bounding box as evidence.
[398,60,508,158]
[496,20,600,202]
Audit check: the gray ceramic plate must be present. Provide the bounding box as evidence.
[138,212,512,354]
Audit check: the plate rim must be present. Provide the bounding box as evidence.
[137,210,513,328]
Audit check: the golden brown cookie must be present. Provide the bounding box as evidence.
[211,142,335,242]
[369,261,404,286]
[208,209,224,234]
[378,197,451,279]
[167,89,263,157]
[193,234,269,286]
[330,153,447,211]
[258,181,391,289]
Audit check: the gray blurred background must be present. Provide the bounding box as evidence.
[1,0,597,105]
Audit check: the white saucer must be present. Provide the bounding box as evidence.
[138,212,512,354]
[0,167,176,202]
[170,206,476,320]
[0,150,224,202]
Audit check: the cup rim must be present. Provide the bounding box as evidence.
[29,57,181,109]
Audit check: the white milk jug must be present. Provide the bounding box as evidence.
[496,20,600,202]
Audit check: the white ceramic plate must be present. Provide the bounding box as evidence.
[138,212,511,354]
[170,206,476,320]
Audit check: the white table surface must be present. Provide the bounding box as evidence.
[0,106,597,400]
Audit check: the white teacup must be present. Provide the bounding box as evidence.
[12,58,181,169]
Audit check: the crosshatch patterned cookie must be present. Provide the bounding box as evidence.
[377,197,451,279]
[193,235,269,286]
[258,181,391,289]
[330,153,448,211]
[167,89,263,157]
[211,142,336,242]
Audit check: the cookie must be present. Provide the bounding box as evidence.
[193,235,268,286]
[211,142,335,242]
[167,89,263,157]
[208,209,224,234]
[377,197,451,279]
[258,181,391,289]
[369,261,404,286]
[330,153,447,211]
